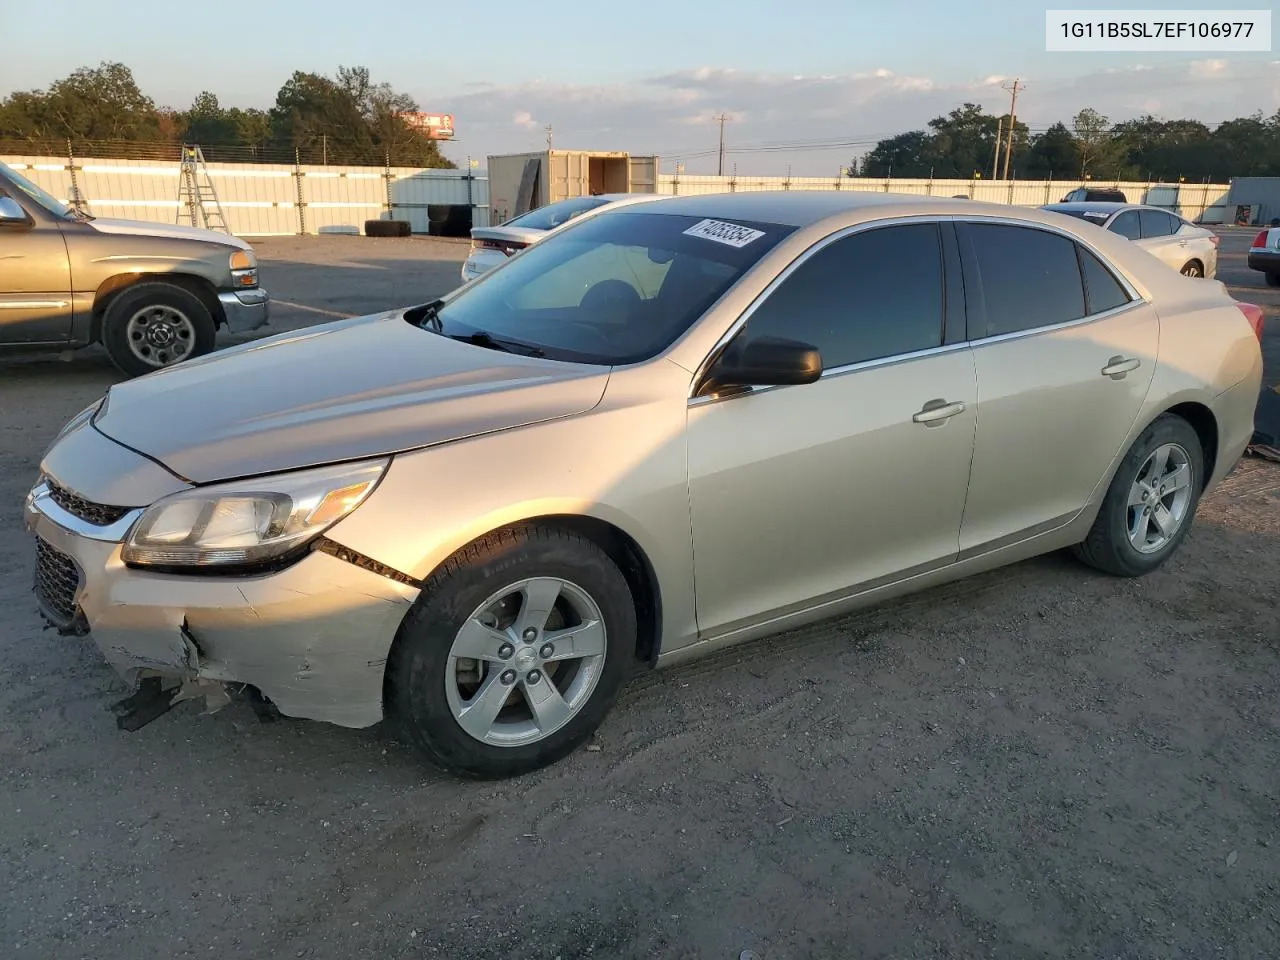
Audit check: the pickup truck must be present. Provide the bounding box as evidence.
[0,160,269,376]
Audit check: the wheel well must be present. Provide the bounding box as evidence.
[1165,402,1218,489]
[91,273,226,342]
[525,515,663,665]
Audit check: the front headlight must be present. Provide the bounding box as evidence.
[121,459,388,569]
[230,248,259,288]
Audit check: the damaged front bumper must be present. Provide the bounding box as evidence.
[25,480,420,729]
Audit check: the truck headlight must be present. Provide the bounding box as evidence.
[121,459,388,569]
[230,249,259,288]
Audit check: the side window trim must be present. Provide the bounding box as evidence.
[688,215,960,404]
[953,215,1145,346]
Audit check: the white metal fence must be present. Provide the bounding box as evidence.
[2,155,490,236]
[657,174,1232,223]
[3,154,1234,236]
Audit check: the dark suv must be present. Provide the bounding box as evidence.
[1060,186,1128,203]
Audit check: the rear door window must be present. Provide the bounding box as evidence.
[958,222,1087,338]
[1108,211,1142,240]
[1139,209,1177,238]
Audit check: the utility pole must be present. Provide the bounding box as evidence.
[991,117,1003,181]
[545,125,553,150]
[714,113,729,176]
[1001,78,1024,181]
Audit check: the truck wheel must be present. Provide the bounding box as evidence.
[101,282,216,377]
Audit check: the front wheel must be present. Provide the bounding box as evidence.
[1179,260,1203,278]
[389,524,637,779]
[101,282,216,377]
[1072,414,1204,577]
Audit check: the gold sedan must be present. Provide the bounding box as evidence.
[26,192,1265,778]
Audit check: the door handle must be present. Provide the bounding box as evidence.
[913,399,966,424]
[1101,355,1141,379]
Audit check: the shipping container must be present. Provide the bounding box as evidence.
[486,150,659,225]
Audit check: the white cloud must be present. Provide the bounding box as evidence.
[437,59,1280,176]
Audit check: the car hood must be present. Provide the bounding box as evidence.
[88,217,250,249]
[91,311,610,484]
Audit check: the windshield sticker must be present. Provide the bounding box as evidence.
[682,218,766,248]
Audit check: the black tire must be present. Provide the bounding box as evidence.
[1072,414,1205,577]
[1265,272,1280,288]
[389,524,637,779]
[1180,260,1203,278]
[364,219,411,237]
[100,282,216,378]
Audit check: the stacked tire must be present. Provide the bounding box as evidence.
[364,219,411,238]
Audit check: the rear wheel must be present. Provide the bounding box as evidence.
[389,524,637,779]
[1072,414,1204,577]
[1179,260,1203,278]
[100,282,216,377]
[1265,272,1280,288]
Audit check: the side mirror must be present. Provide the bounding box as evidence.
[704,334,823,393]
[0,196,28,224]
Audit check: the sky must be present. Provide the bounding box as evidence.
[5,0,1279,175]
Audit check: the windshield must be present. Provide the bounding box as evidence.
[505,196,612,231]
[424,211,795,365]
[0,162,73,218]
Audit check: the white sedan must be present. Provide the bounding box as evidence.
[461,193,665,282]
[1043,202,1219,279]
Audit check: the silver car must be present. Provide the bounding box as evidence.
[460,193,665,282]
[1042,201,1220,279]
[26,192,1264,778]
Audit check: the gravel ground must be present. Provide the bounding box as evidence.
[0,229,1277,960]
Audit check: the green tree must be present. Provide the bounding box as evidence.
[1071,107,1127,179]
[854,131,934,177]
[1022,122,1080,179]
[41,62,163,141]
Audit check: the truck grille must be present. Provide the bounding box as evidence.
[46,479,131,527]
[34,537,84,631]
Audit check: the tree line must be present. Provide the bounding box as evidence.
[0,62,455,168]
[851,103,1280,181]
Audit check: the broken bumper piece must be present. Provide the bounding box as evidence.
[26,490,421,730]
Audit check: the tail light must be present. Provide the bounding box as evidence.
[1253,230,1270,249]
[1209,234,1220,248]
[473,238,527,257]
[1236,302,1265,343]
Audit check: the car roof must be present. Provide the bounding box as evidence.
[1045,201,1187,218]
[626,190,1011,228]
[1045,201,1131,213]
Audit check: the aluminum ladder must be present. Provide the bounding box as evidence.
[176,145,229,233]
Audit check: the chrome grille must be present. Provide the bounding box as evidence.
[34,537,83,631]
[46,479,130,527]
